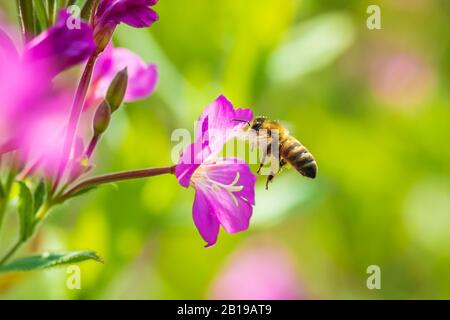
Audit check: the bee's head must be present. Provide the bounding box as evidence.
[250,116,266,131]
[232,116,266,131]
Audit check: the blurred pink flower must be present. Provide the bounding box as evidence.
[209,241,304,300]
[23,10,95,77]
[368,51,435,110]
[0,57,73,175]
[0,32,53,154]
[86,44,158,108]
[0,12,95,174]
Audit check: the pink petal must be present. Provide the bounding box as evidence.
[0,28,18,61]
[193,188,221,247]
[96,0,159,30]
[24,10,95,77]
[175,96,253,188]
[120,7,158,28]
[201,159,256,233]
[195,95,253,157]
[175,143,204,188]
[90,45,158,106]
[205,158,256,206]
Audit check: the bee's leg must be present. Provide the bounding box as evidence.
[257,141,272,174]
[265,174,274,190]
[257,155,265,174]
[265,158,287,190]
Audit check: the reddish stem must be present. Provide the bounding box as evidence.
[54,55,98,191]
[61,165,176,200]
[85,134,100,159]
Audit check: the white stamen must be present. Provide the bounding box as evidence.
[191,167,243,207]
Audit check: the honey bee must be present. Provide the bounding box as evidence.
[236,117,317,189]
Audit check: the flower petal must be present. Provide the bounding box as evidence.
[195,95,253,157]
[96,0,159,31]
[175,96,253,188]
[200,159,256,234]
[193,188,220,247]
[120,7,158,28]
[90,45,158,106]
[205,158,256,206]
[0,28,18,61]
[24,10,95,77]
[175,143,203,188]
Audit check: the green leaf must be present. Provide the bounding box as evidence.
[46,0,56,25]
[0,251,103,273]
[81,0,96,21]
[34,0,49,29]
[17,181,34,241]
[18,0,36,40]
[33,180,46,215]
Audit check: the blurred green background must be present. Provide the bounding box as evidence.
[1,0,450,299]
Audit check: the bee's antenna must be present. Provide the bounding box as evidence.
[232,119,251,126]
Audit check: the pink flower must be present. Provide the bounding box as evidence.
[0,12,95,173]
[175,96,256,247]
[367,50,435,110]
[86,44,158,108]
[23,10,95,78]
[93,0,159,50]
[18,93,74,176]
[209,240,304,300]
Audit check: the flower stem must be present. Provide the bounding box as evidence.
[47,0,56,25]
[0,238,22,265]
[15,0,35,42]
[81,0,97,21]
[60,166,176,201]
[0,168,17,232]
[34,0,50,29]
[0,200,52,265]
[54,54,98,192]
[85,134,100,159]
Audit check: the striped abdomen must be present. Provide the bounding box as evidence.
[280,136,317,179]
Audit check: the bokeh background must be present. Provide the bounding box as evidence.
[1,0,450,299]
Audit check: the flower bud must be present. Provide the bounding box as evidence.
[93,100,111,135]
[106,67,128,112]
[94,26,114,54]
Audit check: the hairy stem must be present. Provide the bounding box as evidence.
[61,166,176,200]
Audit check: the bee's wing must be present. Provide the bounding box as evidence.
[278,119,295,135]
